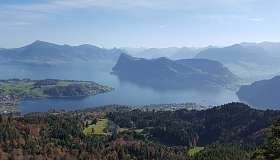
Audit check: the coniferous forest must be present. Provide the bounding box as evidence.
[0,102,279,160]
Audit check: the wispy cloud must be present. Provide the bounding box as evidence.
[8,22,32,26]
[1,0,258,13]
[0,0,266,27]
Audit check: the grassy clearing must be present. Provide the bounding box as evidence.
[0,81,43,97]
[134,129,144,133]
[118,128,129,133]
[187,147,205,156]
[83,118,111,136]
[56,81,91,86]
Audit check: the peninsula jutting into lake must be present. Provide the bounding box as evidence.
[0,79,113,113]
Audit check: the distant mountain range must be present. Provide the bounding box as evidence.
[112,54,238,90]
[2,41,280,83]
[195,43,280,82]
[196,44,278,65]
[240,42,280,58]
[237,76,280,108]
[124,42,280,62]
[2,41,280,65]
[0,41,123,65]
[123,47,204,59]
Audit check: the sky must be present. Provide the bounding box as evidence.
[0,0,280,48]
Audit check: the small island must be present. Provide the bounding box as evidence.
[0,79,113,114]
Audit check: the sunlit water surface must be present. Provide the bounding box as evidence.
[0,63,239,113]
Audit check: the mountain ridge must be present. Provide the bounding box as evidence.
[112,54,238,90]
[237,75,280,108]
[0,40,124,65]
[195,43,280,82]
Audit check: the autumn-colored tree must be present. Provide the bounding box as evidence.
[252,119,280,160]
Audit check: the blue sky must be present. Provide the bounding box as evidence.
[0,0,280,48]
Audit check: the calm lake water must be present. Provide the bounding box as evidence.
[0,62,239,113]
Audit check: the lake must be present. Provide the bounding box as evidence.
[0,62,239,113]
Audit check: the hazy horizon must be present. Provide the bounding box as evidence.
[1,0,280,48]
[1,39,280,50]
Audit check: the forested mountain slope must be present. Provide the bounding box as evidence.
[0,102,279,159]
